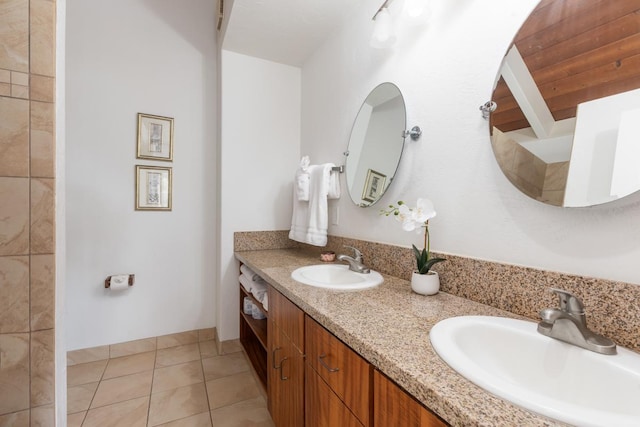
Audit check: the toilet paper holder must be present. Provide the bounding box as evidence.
[104,274,135,288]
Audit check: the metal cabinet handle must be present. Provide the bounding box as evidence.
[318,353,340,373]
[272,347,282,369]
[279,357,289,380]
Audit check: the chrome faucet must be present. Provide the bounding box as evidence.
[537,288,616,355]
[337,246,370,274]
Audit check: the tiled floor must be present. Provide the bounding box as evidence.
[67,339,274,427]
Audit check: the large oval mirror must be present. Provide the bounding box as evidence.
[345,82,407,207]
[490,0,640,207]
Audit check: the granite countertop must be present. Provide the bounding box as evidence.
[235,248,567,427]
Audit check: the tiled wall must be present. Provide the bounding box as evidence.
[0,0,57,425]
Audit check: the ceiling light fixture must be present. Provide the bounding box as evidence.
[370,0,397,49]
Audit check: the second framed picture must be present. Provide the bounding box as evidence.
[361,169,386,203]
[135,165,172,211]
[137,113,174,161]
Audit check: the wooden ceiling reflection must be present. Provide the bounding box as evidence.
[491,0,640,132]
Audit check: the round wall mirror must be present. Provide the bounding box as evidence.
[345,82,407,207]
[490,0,640,207]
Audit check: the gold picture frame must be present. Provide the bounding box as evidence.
[361,169,386,203]
[135,165,172,211]
[136,113,174,161]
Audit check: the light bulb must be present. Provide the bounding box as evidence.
[404,0,430,20]
[370,7,397,49]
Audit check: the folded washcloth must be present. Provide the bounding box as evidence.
[296,156,311,201]
[239,274,253,293]
[240,264,260,282]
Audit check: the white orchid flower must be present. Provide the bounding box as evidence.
[414,198,437,222]
[397,204,418,231]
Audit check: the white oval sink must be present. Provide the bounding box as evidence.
[291,264,383,290]
[430,315,640,427]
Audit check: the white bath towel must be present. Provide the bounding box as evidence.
[262,293,269,312]
[296,156,311,201]
[289,163,335,246]
[240,264,260,282]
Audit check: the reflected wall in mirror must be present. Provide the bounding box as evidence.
[346,82,407,207]
[490,0,640,207]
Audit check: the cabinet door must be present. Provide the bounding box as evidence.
[306,315,372,427]
[270,287,304,352]
[305,363,364,427]
[268,314,304,427]
[373,370,447,427]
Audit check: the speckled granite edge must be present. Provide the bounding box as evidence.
[234,231,640,352]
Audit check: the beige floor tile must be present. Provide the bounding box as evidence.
[198,340,218,359]
[67,381,98,413]
[198,328,215,342]
[155,412,212,427]
[67,345,110,366]
[102,351,156,380]
[220,340,242,355]
[156,343,200,368]
[210,396,274,427]
[152,360,204,393]
[83,396,149,427]
[66,411,86,427]
[206,371,261,409]
[110,337,156,358]
[157,331,199,350]
[148,383,209,426]
[201,352,248,381]
[91,370,153,409]
[67,359,108,386]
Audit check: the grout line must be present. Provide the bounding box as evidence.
[145,349,158,426]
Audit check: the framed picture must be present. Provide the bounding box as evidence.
[137,113,174,161]
[135,165,172,211]
[361,169,386,203]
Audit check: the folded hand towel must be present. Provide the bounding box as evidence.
[240,264,260,281]
[328,169,341,200]
[289,163,334,246]
[296,156,311,201]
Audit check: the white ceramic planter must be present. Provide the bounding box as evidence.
[411,271,440,295]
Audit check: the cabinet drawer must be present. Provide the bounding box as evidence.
[305,315,372,427]
[373,370,448,427]
[269,287,304,352]
[306,363,364,427]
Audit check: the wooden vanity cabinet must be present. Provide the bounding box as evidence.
[373,370,448,427]
[305,315,372,427]
[263,283,447,427]
[267,288,305,427]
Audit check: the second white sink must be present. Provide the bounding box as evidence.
[430,315,640,427]
[291,264,383,290]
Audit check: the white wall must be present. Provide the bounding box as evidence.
[65,0,217,350]
[217,50,301,341]
[301,0,640,286]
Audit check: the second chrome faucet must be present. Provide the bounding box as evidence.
[537,288,616,355]
[337,246,370,274]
